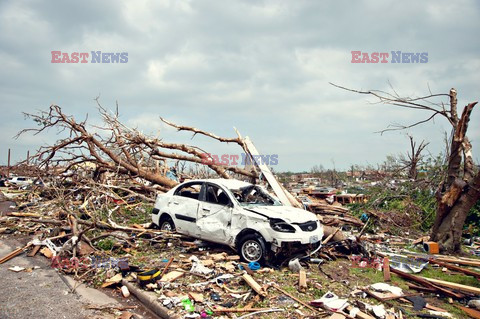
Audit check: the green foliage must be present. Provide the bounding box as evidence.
[465,200,480,236]
[348,182,435,233]
[96,238,115,251]
[385,199,405,211]
[349,180,480,235]
[410,189,437,231]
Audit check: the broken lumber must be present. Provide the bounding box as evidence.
[421,276,480,295]
[0,243,32,264]
[27,245,41,257]
[188,292,204,303]
[429,258,480,279]
[345,305,375,319]
[272,284,320,313]
[406,283,437,293]
[434,257,480,267]
[6,212,41,217]
[160,257,174,278]
[299,269,307,291]
[160,270,184,282]
[322,227,340,245]
[458,305,480,319]
[309,204,349,214]
[40,247,53,258]
[390,268,464,298]
[242,273,266,297]
[213,307,281,313]
[383,257,391,282]
[362,288,420,302]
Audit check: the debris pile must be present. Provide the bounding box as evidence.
[1,106,479,318]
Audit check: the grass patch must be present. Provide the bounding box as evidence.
[349,267,409,290]
[437,302,468,319]
[96,238,115,251]
[420,266,480,288]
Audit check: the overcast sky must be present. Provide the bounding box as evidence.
[1,0,479,172]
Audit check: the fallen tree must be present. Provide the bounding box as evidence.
[16,101,258,191]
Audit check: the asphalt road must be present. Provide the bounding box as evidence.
[0,192,159,319]
[0,237,104,319]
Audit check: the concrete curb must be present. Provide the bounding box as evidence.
[122,280,181,319]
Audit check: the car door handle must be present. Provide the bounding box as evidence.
[172,201,179,205]
[202,208,210,212]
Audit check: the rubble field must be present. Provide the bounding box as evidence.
[1,180,480,319]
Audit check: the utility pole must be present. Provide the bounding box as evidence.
[7,148,11,178]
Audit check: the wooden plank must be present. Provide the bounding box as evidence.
[425,304,447,312]
[458,305,480,319]
[383,257,391,282]
[406,283,437,293]
[273,284,320,313]
[213,307,279,313]
[421,277,480,295]
[160,270,184,282]
[0,243,31,264]
[362,288,420,302]
[299,269,307,291]
[242,273,266,297]
[27,245,41,257]
[188,292,204,303]
[40,247,53,258]
[434,257,480,267]
[390,268,464,298]
[159,257,174,278]
[6,212,41,217]
[345,305,375,319]
[225,255,240,261]
[322,228,340,245]
[429,258,480,279]
[243,137,292,207]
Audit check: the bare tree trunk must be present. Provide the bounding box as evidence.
[430,98,478,253]
[431,172,480,252]
[403,135,428,180]
[331,83,479,253]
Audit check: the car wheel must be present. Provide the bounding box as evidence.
[238,234,267,263]
[159,216,175,232]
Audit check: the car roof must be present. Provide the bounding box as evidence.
[184,178,252,190]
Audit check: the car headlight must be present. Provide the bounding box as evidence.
[269,218,296,233]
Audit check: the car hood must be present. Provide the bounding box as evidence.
[243,205,317,223]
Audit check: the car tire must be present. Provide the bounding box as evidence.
[238,234,267,264]
[159,215,176,232]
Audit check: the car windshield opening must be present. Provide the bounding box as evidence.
[230,185,281,206]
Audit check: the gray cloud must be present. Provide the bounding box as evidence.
[1,0,479,170]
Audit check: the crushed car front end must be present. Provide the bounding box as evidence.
[242,207,323,256]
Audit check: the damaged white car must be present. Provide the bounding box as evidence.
[152,179,323,264]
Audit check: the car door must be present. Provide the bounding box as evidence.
[167,182,203,236]
[196,182,233,243]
